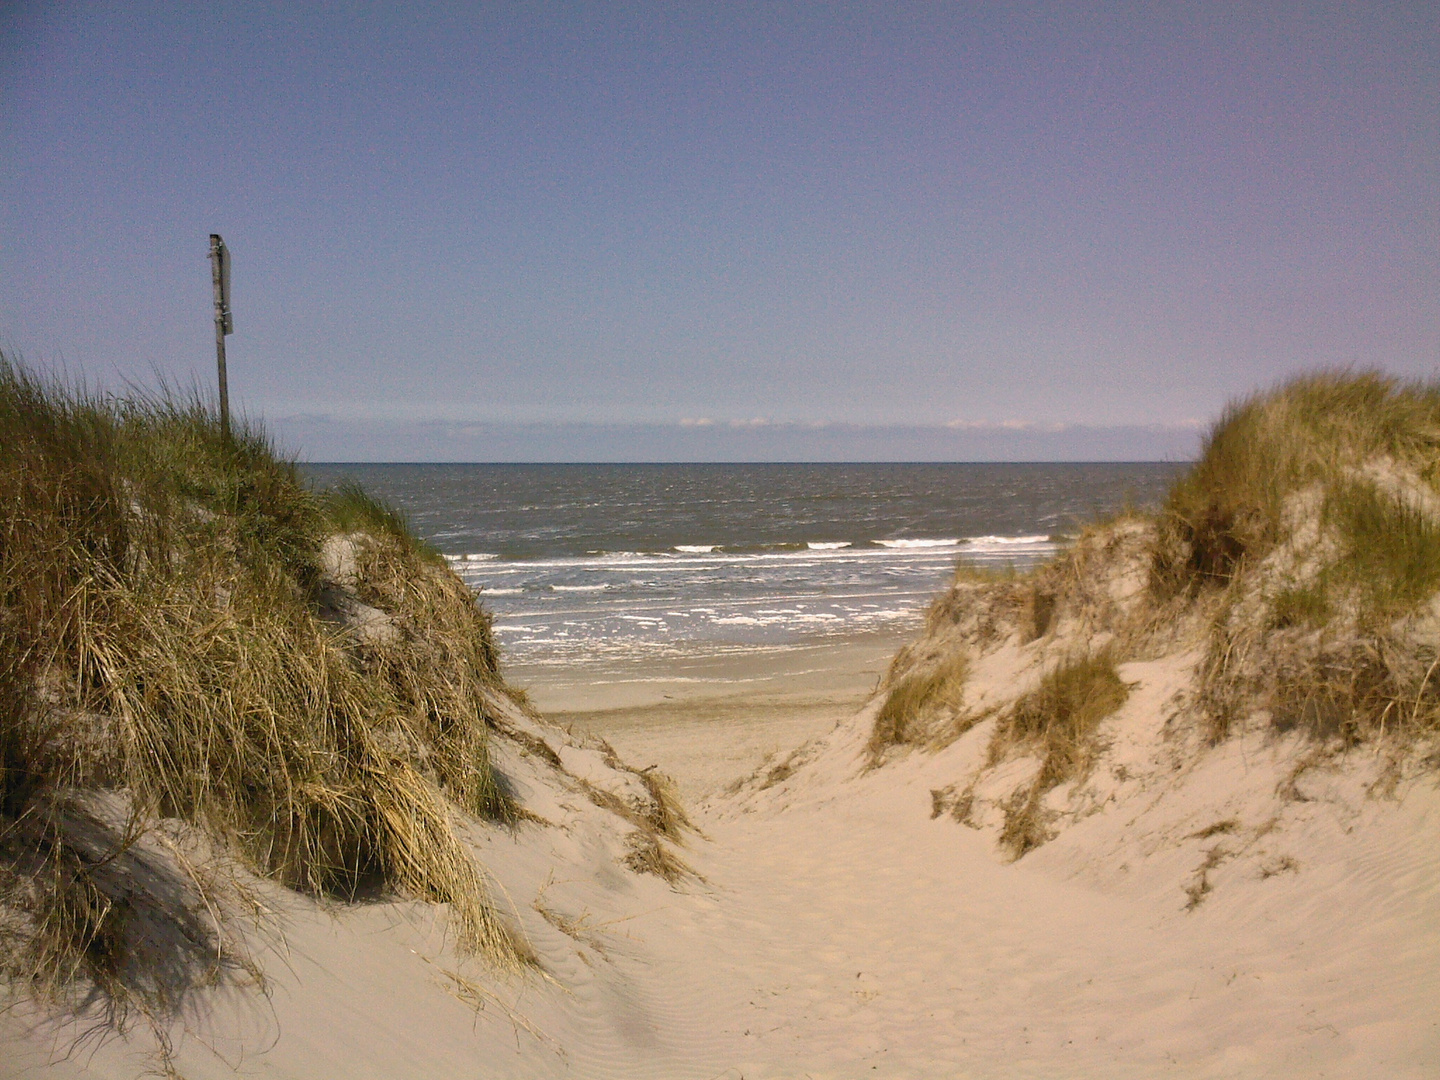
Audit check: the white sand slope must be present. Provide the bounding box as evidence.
[681,690,1440,1078]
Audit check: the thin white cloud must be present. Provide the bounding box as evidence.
[946,419,1071,433]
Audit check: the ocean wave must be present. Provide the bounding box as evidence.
[675,544,717,553]
[870,534,1056,551]
[726,541,807,554]
[550,584,610,592]
[458,543,988,575]
[874,538,963,549]
[481,587,524,596]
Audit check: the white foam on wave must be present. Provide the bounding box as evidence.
[807,541,852,550]
[874,538,963,549]
[550,584,610,592]
[871,534,1055,551]
[675,545,717,554]
[482,587,524,596]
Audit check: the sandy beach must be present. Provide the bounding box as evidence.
[511,634,905,801]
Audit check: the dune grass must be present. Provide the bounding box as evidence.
[1269,579,1332,629]
[322,515,512,821]
[991,651,1130,857]
[1328,480,1440,616]
[996,650,1131,785]
[0,358,523,1023]
[1153,371,1440,746]
[621,831,696,885]
[321,481,448,567]
[951,561,1021,585]
[868,652,970,761]
[1156,370,1440,595]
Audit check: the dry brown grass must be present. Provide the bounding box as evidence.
[621,831,696,885]
[1155,370,1440,596]
[990,651,1131,858]
[0,358,524,1028]
[325,516,515,823]
[867,652,970,761]
[635,767,691,841]
[950,561,1021,586]
[1183,845,1229,910]
[993,651,1130,785]
[1202,579,1440,749]
[1154,371,1440,750]
[996,785,1052,861]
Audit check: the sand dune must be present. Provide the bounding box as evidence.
[12,647,1437,1079]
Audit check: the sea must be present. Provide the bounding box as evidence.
[302,463,1183,673]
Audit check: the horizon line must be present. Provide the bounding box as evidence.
[298,459,1193,466]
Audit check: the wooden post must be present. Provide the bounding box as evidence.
[208,234,233,441]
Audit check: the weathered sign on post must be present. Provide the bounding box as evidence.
[208,234,234,441]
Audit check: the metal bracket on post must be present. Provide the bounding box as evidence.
[209,234,234,442]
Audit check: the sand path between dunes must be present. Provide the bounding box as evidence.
[561,672,1440,1080]
[594,773,1439,1080]
[512,636,903,804]
[11,655,1438,1079]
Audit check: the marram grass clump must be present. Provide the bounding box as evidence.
[1155,370,1440,747]
[868,652,970,761]
[316,485,511,821]
[991,651,1130,858]
[0,358,522,1025]
[1155,370,1440,597]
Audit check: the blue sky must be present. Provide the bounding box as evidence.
[2,3,1436,460]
